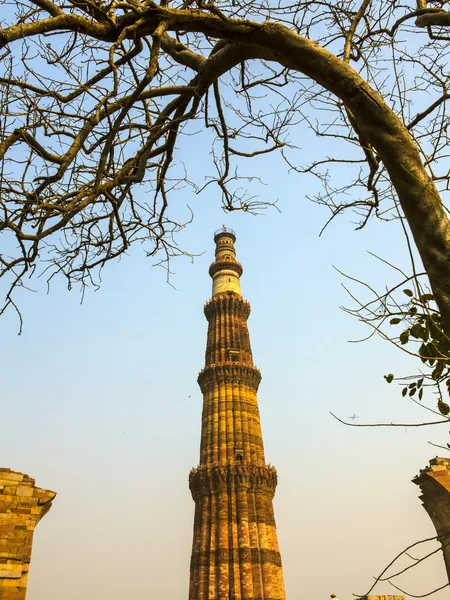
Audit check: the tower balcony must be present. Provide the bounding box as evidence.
[208,260,243,279]
[197,362,261,393]
[189,463,278,501]
[204,293,251,320]
[213,227,236,243]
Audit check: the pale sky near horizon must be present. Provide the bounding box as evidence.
[1,64,449,600]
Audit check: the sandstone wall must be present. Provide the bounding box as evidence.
[0,469,55,599]
[413,457,450,584]
[357,596,405,599]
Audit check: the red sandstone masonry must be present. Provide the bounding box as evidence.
[413,457,450,584]
[0,469,55,599]
[357,597,405,600]
[188,230,286,600]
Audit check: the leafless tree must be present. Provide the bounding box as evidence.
[358,533,450,598]
[1,0,450,333]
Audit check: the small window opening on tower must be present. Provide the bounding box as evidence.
[228,349,240,361]
[235,453,243,463]
[228,278,231,282]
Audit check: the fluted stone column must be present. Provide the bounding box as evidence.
[413,457,450,583]
[188,228,286,600]
[0,469,55,600]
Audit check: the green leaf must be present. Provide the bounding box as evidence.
[410,324,428,341]
[403,289,414,297]
[430,327,443,343]
[399,330,409,345]
[409,307,418,314]
[408,382,416,389]
[417,378,424,389]
[420,294,434,303]
[402,387,408,397]
[438,400,450,416]
[390,318,401,325]
[432,364,444,381]
[384,373,394,383]
[421,342,437,365]
[409,388,417,397]
[437,341,450,359]
[419,388,423,400]
[419,343,428,363]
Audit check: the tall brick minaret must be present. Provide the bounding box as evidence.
[188,228,286,600]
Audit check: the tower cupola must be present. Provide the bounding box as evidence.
[209,227,243,296]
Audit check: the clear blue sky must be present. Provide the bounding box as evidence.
[1,100,448,600]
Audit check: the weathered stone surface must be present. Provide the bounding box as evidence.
[357,596,405,600]
[0,469,55,599]
[189,230,286,600]
[413,457,450,584]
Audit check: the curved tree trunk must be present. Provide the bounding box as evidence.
[159,12,450,332]
[1,7,450,330]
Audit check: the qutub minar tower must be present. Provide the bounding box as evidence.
[188,228,286,600]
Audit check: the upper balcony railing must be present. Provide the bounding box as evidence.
[214,226,236,242]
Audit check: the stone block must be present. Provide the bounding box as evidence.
[0,576,24,586]
[0,567,22,579]
[0,474,24,483]
[15,488,33,498]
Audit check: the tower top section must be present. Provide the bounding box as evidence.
[209,227,243,296]
[214,226,236,243]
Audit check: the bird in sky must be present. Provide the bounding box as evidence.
[348,414,359,420]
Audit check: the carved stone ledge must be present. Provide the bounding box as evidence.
[209,260,243,279]
[204,294,251,320]
[189,464,277,500]
[198,363,262,393]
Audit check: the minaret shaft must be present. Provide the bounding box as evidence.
[189,229,286,600]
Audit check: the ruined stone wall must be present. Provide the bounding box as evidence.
[413,457,450,584]
[0,469,55,599]
[357,596,405,600]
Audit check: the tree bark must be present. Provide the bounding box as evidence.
[153,12,450,334]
